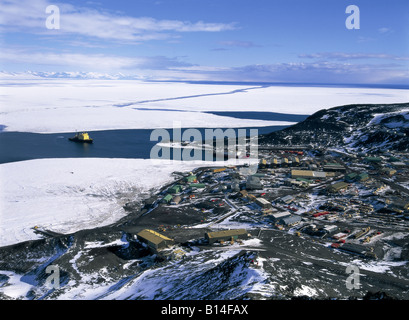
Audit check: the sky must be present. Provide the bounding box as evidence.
[0,0,408,85]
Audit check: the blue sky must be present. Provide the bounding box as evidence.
[1,0,408,85]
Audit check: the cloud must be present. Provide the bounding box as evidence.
[2,47,407,85]
[299,52,409,61]
[0,49,138,70]
[0,0,236,42]
[230,62,409,84]
[356,36,376,43]
[136,56,196,70]
[217,40,261,48]
[170,61,409,85]
[0,48,195,71]
[378,27,394,35]
[211,40,262,51]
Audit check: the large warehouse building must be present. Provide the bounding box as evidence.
[205,229,249,244]
[136,229,174,251]
[291,170,326,179]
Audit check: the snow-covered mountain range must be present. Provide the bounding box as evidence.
[0,71,143,80]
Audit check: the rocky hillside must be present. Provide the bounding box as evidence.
[260,102,409,153]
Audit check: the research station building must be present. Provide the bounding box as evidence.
[136,229,174,251]
[205,229,249,244]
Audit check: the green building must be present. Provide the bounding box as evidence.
[296,177,312,184]
[185,175,197,183]
[345,172,357,182]
[357,172,369,182]
[190,183,206,189]
[163,194,173,203]
[168,184,182,194]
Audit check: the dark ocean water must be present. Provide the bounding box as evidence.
[0,111,304,164]
[2,80,406,164]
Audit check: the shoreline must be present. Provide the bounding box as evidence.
[0,157,257,248]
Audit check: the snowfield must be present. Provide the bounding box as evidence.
[1,79,408,133]
[0,157,255,248]
[0,158,184,246]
